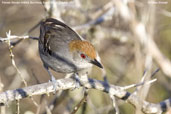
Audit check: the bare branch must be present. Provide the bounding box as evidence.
[71,91,88,114]
[122,78,157,90]
[113,0,171,78]
[110,95,119,114]
[6,31,28,87]
[0,77,170,114]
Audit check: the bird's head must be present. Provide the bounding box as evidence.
[69,40,103,69]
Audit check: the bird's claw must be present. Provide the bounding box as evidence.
[71,74,81,90]
[75,80,81,89]
[50,76,58,93]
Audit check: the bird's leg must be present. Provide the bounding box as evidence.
[44,65,57,93]
[72,72,89,90]
[72,73,82,89]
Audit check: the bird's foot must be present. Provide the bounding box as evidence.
[72,73,81,90]
[49,76,58,93]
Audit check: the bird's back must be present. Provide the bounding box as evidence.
[39,18,82,55]
[39,18,83,73]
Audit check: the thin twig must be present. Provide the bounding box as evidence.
[0,35,38,42]
[6,31,28,87]
[151,68,160,78]
[16,100,20,114]
[71,91,88,114]
[122,78,157,90]
[110,95,119,114]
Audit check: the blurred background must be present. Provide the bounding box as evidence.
[0,0,171,114]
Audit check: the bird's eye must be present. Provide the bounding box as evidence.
[80,53,86,59]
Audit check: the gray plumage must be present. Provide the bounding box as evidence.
[39,18,92,73]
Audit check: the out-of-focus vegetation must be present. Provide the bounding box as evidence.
[0,0,170,114]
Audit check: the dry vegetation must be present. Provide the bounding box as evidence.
[0,0,171,114]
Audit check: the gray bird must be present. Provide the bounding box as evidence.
[39,18,103,88]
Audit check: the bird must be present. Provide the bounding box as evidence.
[38,18,103,89]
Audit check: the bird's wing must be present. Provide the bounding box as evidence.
[39,18,82,55]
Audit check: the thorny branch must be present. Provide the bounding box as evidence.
[0,34,38,42]
[6,31,28,87]
[0,75,170,114]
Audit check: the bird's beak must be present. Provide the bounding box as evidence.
[90,59,103,69]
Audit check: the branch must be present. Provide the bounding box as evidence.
[0,35,38,43]
[113,0,171,78]
[0,77,170,114]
